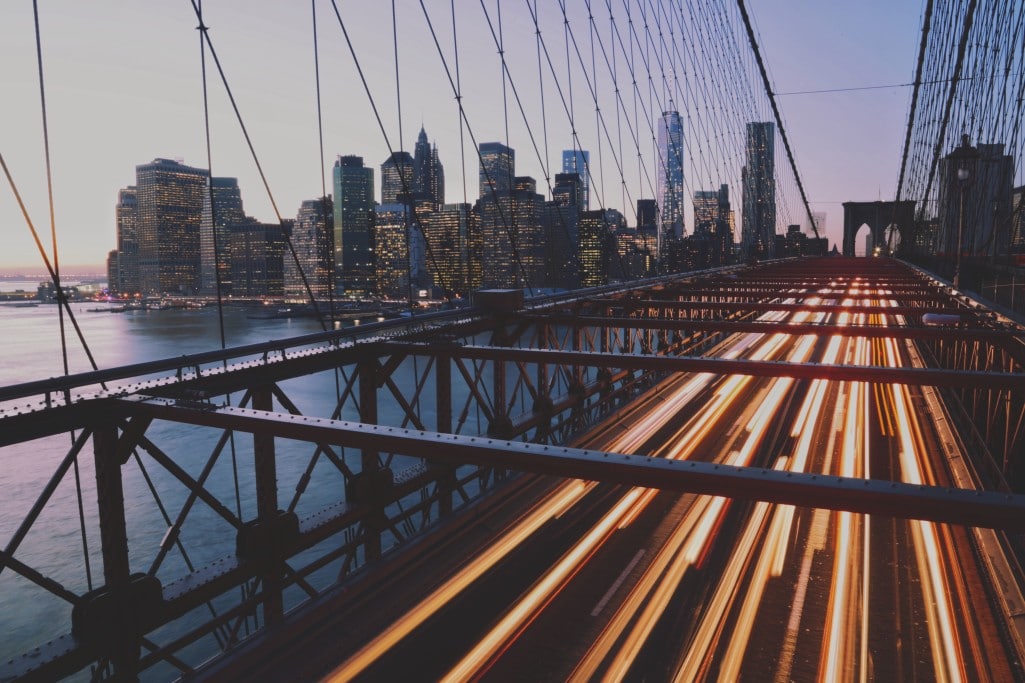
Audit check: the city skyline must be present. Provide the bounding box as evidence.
[1,2,929,271]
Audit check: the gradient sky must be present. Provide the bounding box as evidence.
[0,1,925,272]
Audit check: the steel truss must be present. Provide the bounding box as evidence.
[2,257,1024,680]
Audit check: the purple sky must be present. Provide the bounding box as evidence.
[0,1,925,272]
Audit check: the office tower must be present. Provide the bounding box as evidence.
[423,202,477,296]
[106,250,119,295]
[333,155,375,298]
[115,186,139,295]
[285,197,334,299]
[742,121,776,259]
[135,158,208,294]
[478,142,515,199]
[693,189,719,232]
[542,196,580,290]
[657,111,685,241]
[635,198,659,275]
[579,209,624,287]
[375,203,426,300]
[561,149,590,209]
[229,219,289,296]
[199,176,246,295]
[477,175,544,288]
[553,172,584,210]
[413,126,445,209]
[381,151,414,205]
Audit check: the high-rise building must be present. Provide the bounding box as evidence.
[553,172,584,210]
[423,202,477,296]
[285,197,334,299]
[742,122,776,259]
[477,175,544,288]
[375,203,426,300]
[333,155,375,298]
[579,209,624,287]
[199,176,246,295]
[115,186,140,295]
[693,189,719,231]
[413,127,445,209]
[657,111,685,241]
[561,149,590,210]
[542,198,580,290]
[229,220,289,297]
[135,158,208,294]
[381,151,414,205]
[106,250,119,295]
[479,142,515,199]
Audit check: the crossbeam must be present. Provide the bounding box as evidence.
[117,397,1025,531]
[527,314,1011,342]
[382,343,1025,389]
[592,299,968,317]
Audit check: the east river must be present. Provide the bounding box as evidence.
[0,295,353,672]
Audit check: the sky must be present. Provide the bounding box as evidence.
[0,1,926,273]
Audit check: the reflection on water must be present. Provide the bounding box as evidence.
[0,303,350,671]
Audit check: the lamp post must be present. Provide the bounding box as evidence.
[949,133,978,289]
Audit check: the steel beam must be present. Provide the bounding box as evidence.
[381,343,1025,389]
[116,398,1025,531]
[596,299,969,317]
[526,314,1014,342]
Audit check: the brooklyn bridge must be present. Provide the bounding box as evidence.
[2,1,1024,681]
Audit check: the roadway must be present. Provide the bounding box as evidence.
[315,280,1021,682]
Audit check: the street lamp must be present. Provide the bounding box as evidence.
[949,133,979,289]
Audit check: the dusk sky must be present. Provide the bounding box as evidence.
[0,1,925,272]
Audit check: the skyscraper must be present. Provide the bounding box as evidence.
[333,155,375,298]
[579,209,623,287]
[693,189,720,232]
[199,176,246,295]
[380,151,414,205]
[115,186,139,295]
[742,122,776,259]
[561,149,590,210]
[423,202,477,296]
[479,142,515,199]
[135,158,208,294]
[229,219,289,297]
[285,197,334,299]
[374,203,426,301]
[477,175,544,288]
[413,126,445,209]
[657,111,685,241]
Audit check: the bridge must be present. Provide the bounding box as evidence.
[2,1,1025,681]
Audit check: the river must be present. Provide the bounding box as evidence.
[0,299,367,675]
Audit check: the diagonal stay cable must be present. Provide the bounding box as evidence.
[187,0,328,332]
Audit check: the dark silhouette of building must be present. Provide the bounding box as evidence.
[742,122,776,259]
[413,127,445,210]
[381,151,414,205]
[333,155,375,298]
[115,186,139,295]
